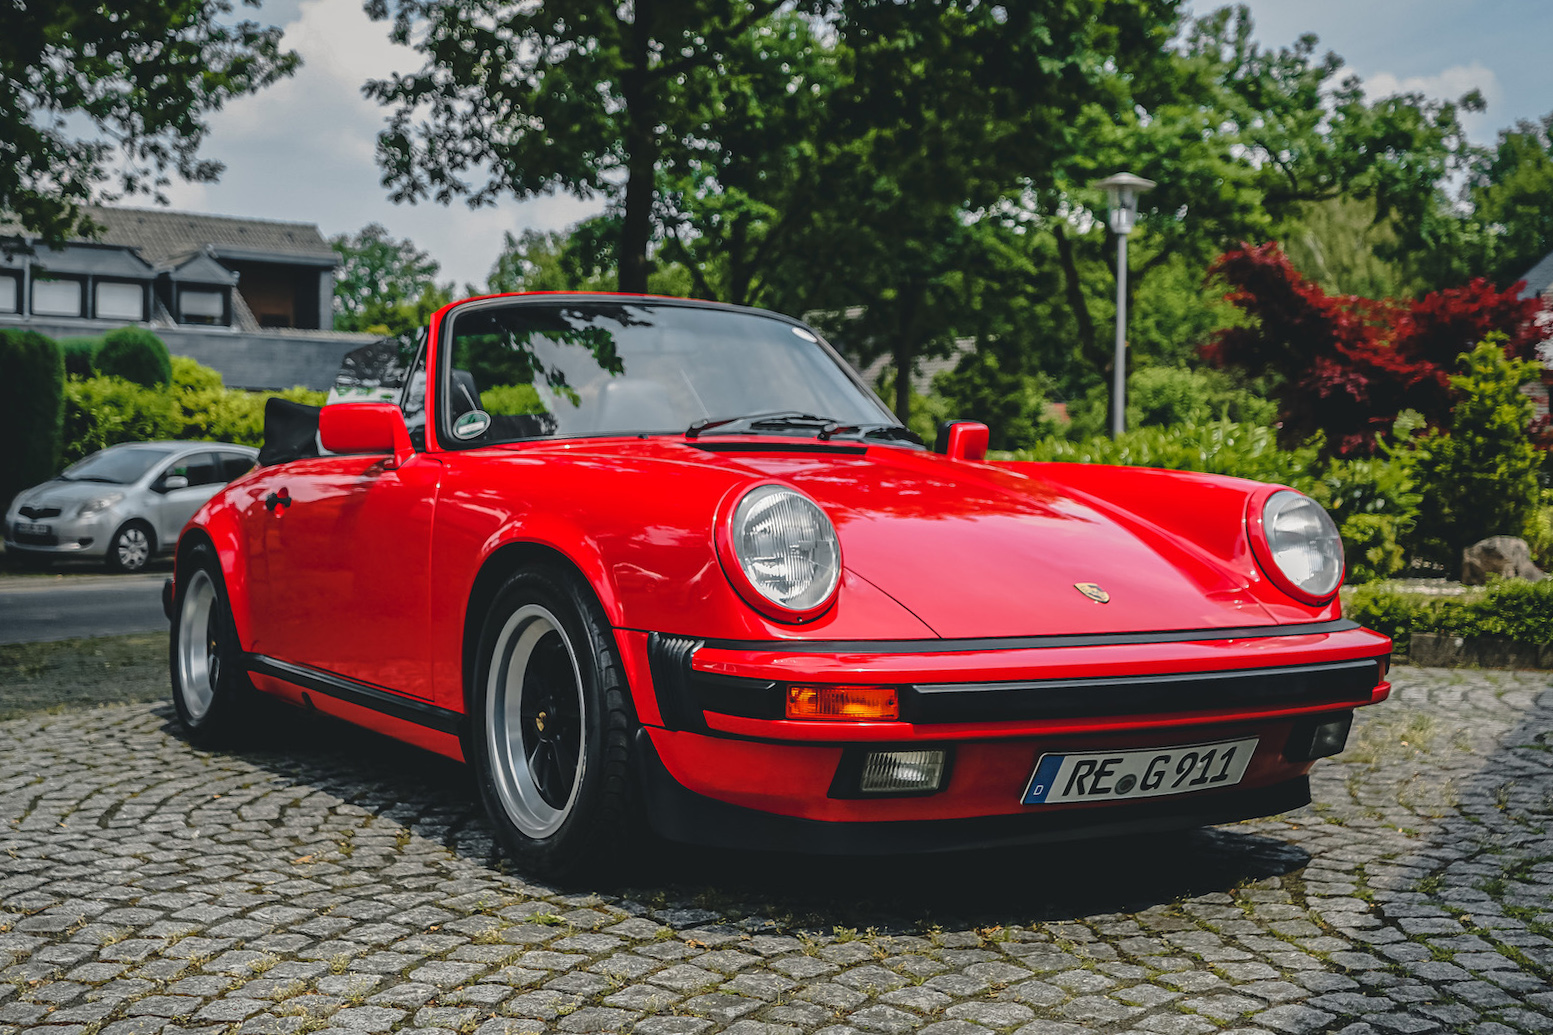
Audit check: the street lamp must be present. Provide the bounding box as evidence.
[1093,171,1156,437]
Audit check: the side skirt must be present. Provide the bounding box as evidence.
[243,654,465,736]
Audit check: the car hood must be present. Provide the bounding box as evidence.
[11,480,136,511]
[718,447,1278,639]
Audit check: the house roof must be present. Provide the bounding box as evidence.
[64,206,337,268]
[3,242,157,280]
[1518,249,1553,299]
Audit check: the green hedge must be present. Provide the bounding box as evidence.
[0,329,65,509]
[61,355,326,464]
[1343,579,1553,655]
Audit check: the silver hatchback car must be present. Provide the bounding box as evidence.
[4,442,258,572]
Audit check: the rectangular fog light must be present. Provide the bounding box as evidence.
[859,749,947,794]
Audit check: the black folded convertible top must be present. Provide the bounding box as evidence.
[257,398,322,467]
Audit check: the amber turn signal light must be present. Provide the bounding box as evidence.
[786,684,899,721]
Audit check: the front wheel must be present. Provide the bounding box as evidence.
[107,520,154,573]
[471,566,636,878]
[169,544,253,744]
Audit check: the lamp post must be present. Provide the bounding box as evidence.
[1093,171,1156,437]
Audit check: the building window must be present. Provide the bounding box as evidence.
[0,273,18,314]
[179,288,226,325]
[95,281,145,321]
[33,278,85,317]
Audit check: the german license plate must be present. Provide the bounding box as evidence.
[1022,737,1258,805]
[15,522,51,536]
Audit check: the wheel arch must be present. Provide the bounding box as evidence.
[461,540,618,717]
[174,513,252,647]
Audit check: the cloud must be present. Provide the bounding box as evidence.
[160,0,603,288]
[1362,62,1503,141]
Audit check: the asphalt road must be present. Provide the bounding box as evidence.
[0,573,168,645]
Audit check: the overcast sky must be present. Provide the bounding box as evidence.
[156,0,1553,289]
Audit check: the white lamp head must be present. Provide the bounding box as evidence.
[1092,172,1157,236]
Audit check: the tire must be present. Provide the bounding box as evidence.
[470,566,636,878]
[169,543,253,745]
[107,520,154,573]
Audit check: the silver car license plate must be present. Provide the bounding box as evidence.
[1022,737,1258,805]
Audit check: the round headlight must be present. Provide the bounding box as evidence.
[729,485,841,616]
[1261,490,1343,599]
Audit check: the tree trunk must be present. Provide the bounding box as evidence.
[893,285,922,424]
[1052,223,1097,364]
[618,3,655,294]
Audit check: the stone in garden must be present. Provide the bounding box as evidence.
[1460,536,1544,585]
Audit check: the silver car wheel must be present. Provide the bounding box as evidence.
[114,524,150,571]
[485,603,587,839]
[177,568,219,721]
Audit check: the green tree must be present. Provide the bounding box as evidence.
[330,224,453,335]
[2,1,299,241]
[1001,5,1479,424]
[1411,340,1541,568]
[1469,116,1553,288]
[363,0,834,294]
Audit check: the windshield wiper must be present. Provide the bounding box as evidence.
[816,422,923,445]
[685,411,842,439]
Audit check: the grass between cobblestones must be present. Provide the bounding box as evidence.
[1,664,1552,1034]
[0,633,166,720]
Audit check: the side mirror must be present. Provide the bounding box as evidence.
[161,475,189,491]
[319,403,415,469]
[934,420,989,462]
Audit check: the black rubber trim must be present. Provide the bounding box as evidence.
[647,633,709,732]
[162,578,175,622]
[903,659,1380,723]
[1285,711,1356,762]
[633,728,1310,854]
[699,618,1361,655]
[244,654,463,736]
[687,441,869,455]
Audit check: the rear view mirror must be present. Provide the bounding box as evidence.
[319,403,415,468]
[162,475,189,491]
[934,420,989,462]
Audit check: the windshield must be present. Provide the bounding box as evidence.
[439,300,896,447]
[59,445,175,485]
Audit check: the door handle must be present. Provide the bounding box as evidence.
[265,490,292,512]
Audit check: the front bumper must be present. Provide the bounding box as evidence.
[621,620,1391,842]
[4,512,115,558]
[634,727,1313,853]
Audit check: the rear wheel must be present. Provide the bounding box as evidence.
[471,566,636,878]
[170,544,252,744]
[107,520,153,573]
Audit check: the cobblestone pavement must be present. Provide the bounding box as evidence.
[3,665,1553,1035]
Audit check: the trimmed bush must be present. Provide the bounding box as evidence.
[1343,578,1553,655]
[0,329,65,509]
[59,335,103,378]
[94,326,172,387]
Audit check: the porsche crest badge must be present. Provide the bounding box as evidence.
[1074,582,1110,603]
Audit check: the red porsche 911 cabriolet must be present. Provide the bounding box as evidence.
[166,293,1391,875]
